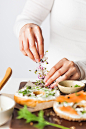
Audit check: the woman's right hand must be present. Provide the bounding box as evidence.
[19,23,44,62]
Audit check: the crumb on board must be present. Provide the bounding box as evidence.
[30,122,33,126]
[70,126,76,129]
[53,118,61,124]
[79,123,82,126]
[49,111,55,116]
[46,113,50,116]
[49,117,52,121]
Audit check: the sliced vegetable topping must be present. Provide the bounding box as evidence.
[59,106,78,115]
[56,91,86,103]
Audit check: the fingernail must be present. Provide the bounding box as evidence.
[45,82,49,86]
[40,55,43,59]
[36,59,40,62]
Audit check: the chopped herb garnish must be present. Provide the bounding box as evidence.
[29,70,31,71]
[64,101,68,103]
[19,90,31,96]
[46,95,48,97]
[81,110,86,114]
[44,90,48,92]
[37,89,40,90]
[75,93,81,96]
[48,92,55,96]
[36,86,39,88]
[26,86,31,89]
[27,94,31,97]
[45,86,48,89]
[74,84,81,88]
[75,102,77,104]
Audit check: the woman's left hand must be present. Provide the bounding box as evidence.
[44,58,81,88]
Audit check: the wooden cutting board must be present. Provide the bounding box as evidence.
[10,82,86,129]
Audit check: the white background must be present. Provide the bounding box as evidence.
[0,0,50,79]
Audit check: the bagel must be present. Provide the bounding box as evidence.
[53,91,86,121]
[14,81,60,108]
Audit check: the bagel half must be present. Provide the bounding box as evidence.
[14,81,60,108]
[53,91,86,121]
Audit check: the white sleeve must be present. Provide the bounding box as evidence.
[75,60,86,80]
[14,0,54,38]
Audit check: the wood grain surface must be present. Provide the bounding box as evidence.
[10,82,86,129]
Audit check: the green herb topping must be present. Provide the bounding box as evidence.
[74,84,81,88]
[75,92,81,96]
[19,90,31,96]
[81,110,86,114]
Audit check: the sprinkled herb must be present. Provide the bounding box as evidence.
[46,95,48,97]
[75,93,81,96]
[45,86,48,89]
[74,102,77,104]
[64,101,68,103]
[81,110,86,114]
[37,89,40,90]
[26,86,31,89]
[27,94,31,97]
[34,51,49,86]
[29,70,31,71]
[40,59,44,62]
[67,96,70,99]
[74,84,81,88]
[71,86,72,87]
[44,90,48,92]
[19,90,31,96]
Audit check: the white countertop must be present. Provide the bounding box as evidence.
[0,78,36,129]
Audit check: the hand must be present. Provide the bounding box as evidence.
[44,58,81,88]
[19,23,44,62]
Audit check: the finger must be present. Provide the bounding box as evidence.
[36,40,39,53]
[50,68,75,88]
[69,73,80,80]
[27,28,40,62]
[22,32,35,61]
[44,61,63,82]
[45,66,69,86]
[34,26,44,59]
[19,38,27,56]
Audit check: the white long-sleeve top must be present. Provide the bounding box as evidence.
[14,0,86,80]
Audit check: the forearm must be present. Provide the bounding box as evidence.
[75,60,86,80]
[14,0,54,37]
